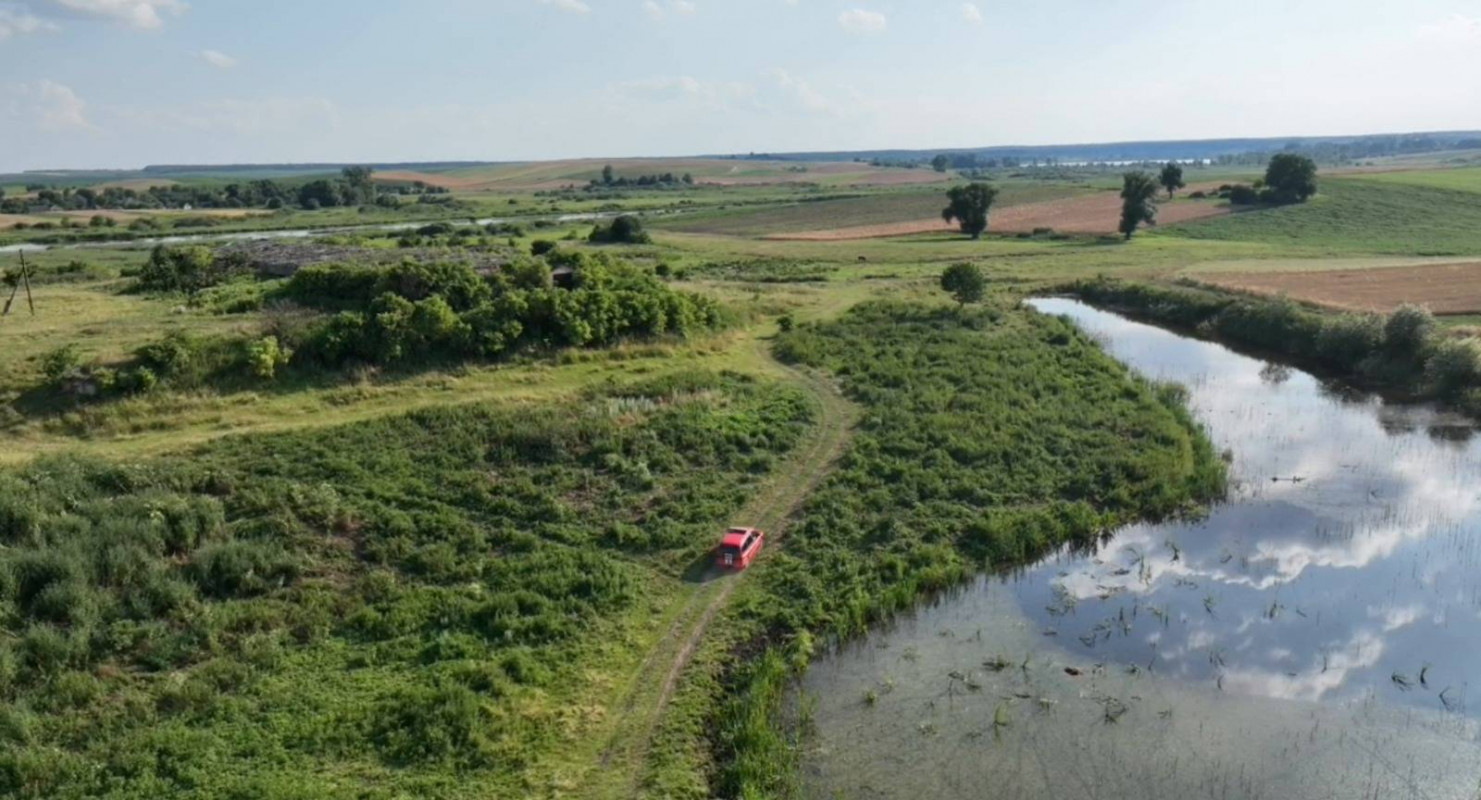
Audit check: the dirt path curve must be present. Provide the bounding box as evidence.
[581,341,858,800]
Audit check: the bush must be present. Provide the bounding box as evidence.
[587,215,651,244]
[136,331,202,379]
[1315,313,1384,371]
[1385,304,1436,356]
[40,345,83,383]
[1228,185,1260,205]
[530,240,557,256]
[244,336,292,380]
[373,685,493,767]
[186,541,298,598]
[1426,338,1481,398]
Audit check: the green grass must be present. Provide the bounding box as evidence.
[1352,166,1481,194]
[1168,178,1481,255]
[655,183,1089,237]
[0,371,813,799]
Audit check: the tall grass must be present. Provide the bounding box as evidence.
[0,371,812,798]
[709,300,1228,798]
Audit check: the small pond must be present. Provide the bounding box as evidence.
[801,298,1481,799]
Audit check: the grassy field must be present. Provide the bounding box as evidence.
[655,183,1091,237]
[3,155,1481,799]
[1169,177,1481,255]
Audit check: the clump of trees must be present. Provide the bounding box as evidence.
[1219,154,1320,206]
[136,245,251,296]
[589,164,693,190]
[1,167,415,215]
[941,183,999,239]
[285,253,718,367]
[1118,171,1160,240]
[53,250,723,402]
[587,215,652,244]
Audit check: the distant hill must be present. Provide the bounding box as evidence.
[139,161,501,175]
[719,130,1481,165]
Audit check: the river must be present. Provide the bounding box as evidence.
[800,298,1481,799]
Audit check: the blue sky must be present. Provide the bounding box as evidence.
[2,0,1479,171]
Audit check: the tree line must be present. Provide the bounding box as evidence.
[0,167,441,215]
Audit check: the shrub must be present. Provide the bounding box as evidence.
[136,331,202,379]
[1384,304,1436,356]
[1315,313,1384,371]
[1425,338,1481,398]
[373,685,494,767]
[136,245,236,295]
[587,215,651,244]
[1227,185,1260,205]
[40,344,83,383]
[186,541,298,598]
[530,240,558,256]
[244,336,292,380]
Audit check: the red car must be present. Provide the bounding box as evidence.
[716,527,765,570]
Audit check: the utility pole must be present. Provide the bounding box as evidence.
[3,251,35,316]
[20,251,34,315]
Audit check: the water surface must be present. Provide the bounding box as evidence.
[802,298,1481,799]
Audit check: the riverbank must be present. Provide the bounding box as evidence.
[676,299,1228,798]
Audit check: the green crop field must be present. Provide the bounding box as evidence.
[1167,177,1481,255]
[1344,166,1481,194]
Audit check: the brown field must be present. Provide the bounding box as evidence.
[373,170,489,190]
[768,183,1230,240]
[1201,262,1481,314]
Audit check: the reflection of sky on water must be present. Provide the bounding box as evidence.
[1016,299,1481,713]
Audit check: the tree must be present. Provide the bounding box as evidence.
[601,164,615,186]
[341,166,375,204]
[941,183,999,239]
[1264,154,1318,203]
[940,262,985,306]
[1159,162,1185,198]
[1118,171,1160,240]
[931,154,950,173]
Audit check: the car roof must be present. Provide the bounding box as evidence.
[721,528,756,546]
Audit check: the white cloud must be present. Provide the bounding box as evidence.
[768,67,834,113]
[538,0,590,14]
[1416,13,1481,43]
[116,96,339,136]
[0,4,59,39]
[198,48,236,68]
[6,79,95,131]
[47,0,186,29]
[642,0,694,21]
[838,8,884,33]
[961,2,982,25]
